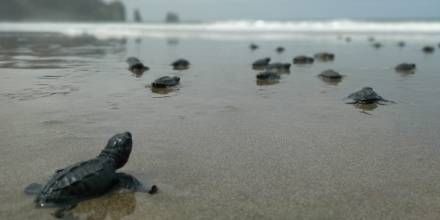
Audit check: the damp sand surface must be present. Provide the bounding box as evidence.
[1,32,440,219]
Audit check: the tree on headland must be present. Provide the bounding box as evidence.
[0,0,125,21]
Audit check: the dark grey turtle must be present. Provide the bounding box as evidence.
[345,87,393,104]
[265,62,291,73]
[24,132,157,218]
[395,63,416,73]
[398,41,406,47]
[293,56,314,64]
[171,59,190,70]
[256,71,281,80]
[314,52,335,62]
[422,46,435,54]
[319,69,343,79]
[318,69,343,85]
[252,57,271,69]
[249,43,259,50]
[276,46,285,53]
[256,71,280,86]
[126,57,149,74]
[372,42,383,49]
[151,76,180,88]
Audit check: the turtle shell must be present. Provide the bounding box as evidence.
[347,87,384,103]
[36,159,116,206]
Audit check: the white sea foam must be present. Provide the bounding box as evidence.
[1,20,440,40]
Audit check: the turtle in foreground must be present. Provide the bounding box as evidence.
[126,57,149,75]
[395,63,416,73]
[171,59,190,70]
[422,46,435,54]
[265,62,291,73]
[293,55,314,64]
[24,132,157,218]
[151,76,180,88]
[345,87,393,104]
[252,57,271,69]
[314,52,335,62]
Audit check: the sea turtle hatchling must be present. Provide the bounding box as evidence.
[345,87,394,105]
[314,52,335,62]
[171,59,190,70]
[265,62,291,73]
[256,71,281,80]
[252,57,271,69]
[126,57,149,74]
[318,69,343,80]
[24,132,157,218]
[395,63,416,73]
[151,76,180,88]
[293,55,314,64]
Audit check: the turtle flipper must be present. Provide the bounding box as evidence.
[116,173,158,194]
[345,101,357,104]
[379,99,396,104]
[24,183,43,195]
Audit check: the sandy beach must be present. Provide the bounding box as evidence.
[1,31,440,219]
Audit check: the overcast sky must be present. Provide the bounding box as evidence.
[120,0,440,22]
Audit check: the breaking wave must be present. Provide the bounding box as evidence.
[1,20,440,39]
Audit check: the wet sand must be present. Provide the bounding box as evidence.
[1,32,440,219]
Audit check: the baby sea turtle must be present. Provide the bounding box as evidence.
[171,59,190,70]
[319,69,343,79]
[256,71,280,86]
[276,46,285,53]
[372,42,382,49]
[24,132,157,218]
[318,69,343,85]
[256,71,281,80]
[398,41,406,47]
[252,57,271,69]
[422,46,435,54]
[249,43,259,50]
[293,56,314,64]
[345,87,393,104]
[151,76,180,88]
[395,63,416,73]
[126,57,149,74]
[265,62,291,73]
[314,52,335,62]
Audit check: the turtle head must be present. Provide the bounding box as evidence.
[98,132,133,169]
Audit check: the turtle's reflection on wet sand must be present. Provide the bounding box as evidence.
[69,192,136,220]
